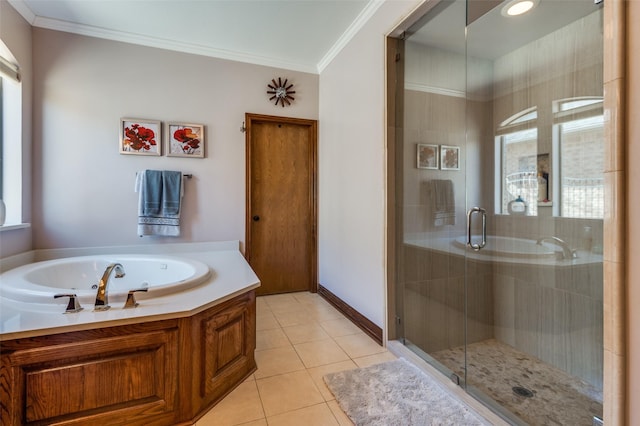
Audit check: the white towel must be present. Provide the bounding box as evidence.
[135,171,184,237]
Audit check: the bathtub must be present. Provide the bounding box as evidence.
[1,254,212,306]
[0,241,260,339]
[404,233,602,266]
[453,235,557,259]
[0,242,260,425]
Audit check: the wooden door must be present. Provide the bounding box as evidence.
[245,113,317,295]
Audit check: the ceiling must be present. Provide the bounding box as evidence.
[7,0,380,74]
[408,0,601,60]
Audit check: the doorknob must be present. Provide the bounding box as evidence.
[252,215,260,221]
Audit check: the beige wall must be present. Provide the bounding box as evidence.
[318,0,421,327]
[0,0,33,257]
[30,28,318,250]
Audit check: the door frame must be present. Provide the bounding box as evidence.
[244,112,318,293]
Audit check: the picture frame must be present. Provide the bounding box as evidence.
[167,123,205,158]
[440,145,460,170]
[417,144,439,170]
[120,118,162,156]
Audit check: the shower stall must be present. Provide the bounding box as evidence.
[391,0,604,424]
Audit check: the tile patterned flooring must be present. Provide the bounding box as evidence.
[196,292,397,426]
[432,339,603,425]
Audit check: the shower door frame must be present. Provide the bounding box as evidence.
[385,0,624,422]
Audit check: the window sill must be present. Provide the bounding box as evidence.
[0,223,31,232]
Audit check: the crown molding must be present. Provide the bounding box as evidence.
[316,0,384,73]
[9,0,382,75]
[31,16,319,74]
[405,82,466,98]
[7,0,36,24]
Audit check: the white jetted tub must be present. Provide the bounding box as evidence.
[453,235,558,259]
[1,254,212,306]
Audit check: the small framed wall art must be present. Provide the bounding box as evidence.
[167,123,205,158]
[440,145,460,170]
[120,118,161,156]
[417,144,439,169]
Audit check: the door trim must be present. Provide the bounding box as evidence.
[244,113,318,293]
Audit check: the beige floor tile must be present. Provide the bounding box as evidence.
[197,380,265,426]
[294,339,351,368]
[255,346,305,379]
[282,322,331,344]
[352,350,397,368]
[263,293,302,313]
[267,403,339,426]
[256,297,269,310]
[327,400,355,426]
[256,370,325,417]
[292,292,323,305]
[319,317,363,337]
[334,333,386,359]
[256,311,280,331]
[306,360,358,401]
[307,304,347,321]
[273,308,316,327]
[234,420,268,426]
[255,327,291,351]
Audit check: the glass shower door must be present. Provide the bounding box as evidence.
[396,0,604,424]
[397,0,468,385]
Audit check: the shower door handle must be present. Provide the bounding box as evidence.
[466,207,487,251]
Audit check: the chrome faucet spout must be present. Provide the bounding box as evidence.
[94,263,125,311]
[536,236,577,259]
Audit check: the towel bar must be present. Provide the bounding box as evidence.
[136,172,193,179]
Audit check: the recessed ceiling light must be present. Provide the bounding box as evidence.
[501,0,539,17]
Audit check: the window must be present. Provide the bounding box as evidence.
[495,107,540,215]
[554,98,604,219]
[0,77,3,200]
[495,98,604,218]
[500,128,539,215]
[0,40,23,226]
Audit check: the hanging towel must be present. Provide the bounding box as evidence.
[429,179,455,227]
[135,170,184,237]
[162,170,182,215]
[142,170,162,215]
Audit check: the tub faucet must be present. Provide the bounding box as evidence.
[536,236,577,259]
[94,263,125,311]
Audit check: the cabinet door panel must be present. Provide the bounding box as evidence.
[6,328,179,425]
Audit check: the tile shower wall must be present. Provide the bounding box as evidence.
[402,246,494,353]
[493,259,603,390]
[402,244,603,390]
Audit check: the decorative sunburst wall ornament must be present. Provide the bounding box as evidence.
[267,77,295,107]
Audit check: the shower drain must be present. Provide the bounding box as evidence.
[512,386,534,398]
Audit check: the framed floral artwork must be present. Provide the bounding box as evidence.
[120,118,161,156]
[167,123,205,158]
[417,144,439,169]
[440,145,460,170]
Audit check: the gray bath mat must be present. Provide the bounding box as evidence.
[323,358,489,425]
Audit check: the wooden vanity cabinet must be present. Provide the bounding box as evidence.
[185,290,257,421]
[0,290,256,425]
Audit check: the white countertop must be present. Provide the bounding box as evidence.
[0,242,260,341]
